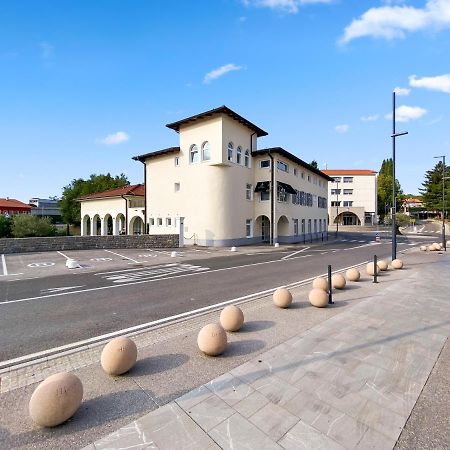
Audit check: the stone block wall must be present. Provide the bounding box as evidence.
[0,235,179,254]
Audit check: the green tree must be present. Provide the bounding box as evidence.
[377,158,402,218]
[310,160,318,169]
[60,173,129,226]
[0,215,12,238]
[11,215,56,238]
[419,162,450,217]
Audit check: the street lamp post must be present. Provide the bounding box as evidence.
[391,91,408,261]
[335,180,339,237]
[434,155,447,251]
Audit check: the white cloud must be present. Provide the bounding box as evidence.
[385,105,428,122]
[99,131,130,145]
[242,0,333,14]
[361,114,379,122]
[39,41,54,59]
[409,73,450,93]
[394,87,410,96]
[340,0,450,44]
[335,124,349,133]
[203,63,243,84]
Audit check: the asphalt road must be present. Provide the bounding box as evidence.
[0,233,431,362]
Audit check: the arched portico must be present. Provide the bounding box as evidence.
[103,214,113,235]
[92,214,101,235]
[115,213,126,235]
[254,215,270,242]
[81,215,91,236]
[129,216,144,235]
[334,211,361,226]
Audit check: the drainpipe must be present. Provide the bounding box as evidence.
[121,195,128,235]
[268,151,275,245]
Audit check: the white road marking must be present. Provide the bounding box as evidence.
[104,249,140,264]
[90,257,113,262]
[96,263,179,276]
[41,286,85,293]
[1,254,7,276]
[0,259,373,370]
[27,262,55,268]
[57,251,71,260]
[281,247,310,260]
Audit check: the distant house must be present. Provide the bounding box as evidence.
[78,184,145,236]
[322,169,378,226]
[29,198,62,222]
[402,198,424,216]
[0,198,32,216]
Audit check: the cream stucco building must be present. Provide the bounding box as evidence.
[133,106,332,246]
[323,170,378,226]
[79,184,145,236]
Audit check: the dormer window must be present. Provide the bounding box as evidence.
[202,141,211,161]
[190,145,199,164]
[227,142,234,162]
[236,146,242,164]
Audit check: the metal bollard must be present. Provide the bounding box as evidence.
[327,264,334,304]
[373,255,378,283]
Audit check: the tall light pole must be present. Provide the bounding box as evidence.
[434,155,447,251]
[391,91,408,261]
[335,180,340,237]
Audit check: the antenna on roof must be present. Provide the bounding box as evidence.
[324,162,328,170]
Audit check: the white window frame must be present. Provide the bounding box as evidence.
[343,189,353,195]
[244,149,250,168]
[245,219,253,238]
[277,160,289,172]
[245,183,253,201]
[190,144,199,164]
[166,217,172,227]
[260,159,270,169]
[202,141,211,161]
[227,142,234,162]
[343,177,353,183]
[157,218,163,226]
[294,219,299,235]
[236,146,242,165]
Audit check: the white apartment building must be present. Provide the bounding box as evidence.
[133,106,332,246]
[323,170,378,226]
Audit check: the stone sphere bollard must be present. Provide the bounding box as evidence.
[428,245,435,251]
[346,268,360,281]
[391,259,403,269]
[331,274,346,290]
[377,260,388,271]
[220,305,244,332]
[197,323,227,356]
[420,245,427,251]
[273,287,293,308]
[29,372,83,427]
[101,337,138,375]
[432,243,441,251]
[312,277,328,291]
[366,262,379,276]
[308,288,328,308]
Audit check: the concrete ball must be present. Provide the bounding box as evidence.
[29,372,83,427]
[308,288,328,308]
[312,277,328,291]
[101,337,137,375]
[420,245,427,251]
[428,245,435,251]
[220,305,244,332]
[331,274,346,290]
[346,268,360,282]
[391,259,403,269]
[432,243,441,251]
[197,323,227,356]
[377,260,389,271]
[366,262,379,276]
[447,240,450,247]
[273,287,293,308]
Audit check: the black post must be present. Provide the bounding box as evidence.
[327,265,334,304]
[392,92,397,261]
[373,255,378,283]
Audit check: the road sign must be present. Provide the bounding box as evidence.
[375,233,380,242]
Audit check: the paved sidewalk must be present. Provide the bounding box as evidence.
[81,255,450,450]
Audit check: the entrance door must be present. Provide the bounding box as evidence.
[343,213,356,225]
[261,217,270,242]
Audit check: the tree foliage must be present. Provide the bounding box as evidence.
[377,158,402,217]
[310,160,318,169]
[419,162,450,216]
[0,215,12,238]
[60,173,129,225]
[11,215,56,238]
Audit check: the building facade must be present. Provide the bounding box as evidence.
[29,198,62,222]
[78,184,145,236]
[323,169,378,226]
[133,106,332,246]
[0,198,31,216]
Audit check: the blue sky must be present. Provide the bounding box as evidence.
[1,0,449,201]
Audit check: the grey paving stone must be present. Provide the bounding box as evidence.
[233,390,270,418]
[249,401,299,441]
[206,372,254,406]
[175,384,213,410]
[230,358,273,385]
[209,412,283,450]
[93,421,154,449]
[251,374,300,406]
[278,420,345,450]
[355,426,398,450]
[186,393,235,432]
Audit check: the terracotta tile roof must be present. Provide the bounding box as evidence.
[322,169,377,176]
[0,198,32,210]
[77,184,144,201]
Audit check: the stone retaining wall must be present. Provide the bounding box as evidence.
[0,235,179,254]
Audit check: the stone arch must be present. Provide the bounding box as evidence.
[82,214,91,236]
[277,215,289,237]
[334,211,361,226]
[129,216,144,235]
[103,214,113,236]
[115,213,126,235]
[254,215,270,242]
[92,214,101,235]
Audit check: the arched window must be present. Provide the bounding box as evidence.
[236,146,242,164]
[244,149,250,168]
[190,144,199,164]
[227,142,234,162]
[202,141,211,161]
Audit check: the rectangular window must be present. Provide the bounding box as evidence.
[301,219,305,233]
[175,157,180,166]
[333,177,341,182]
[343,177,353,183]
[301,172,305,179]
[331,201,341,207]
[245,183,253,200]
[307,175,311,182]
[331,189,341,195]
[246,219,253,238]
[150,218,155,226]
[343,201,353,207]
[294,219,299,235]
[277,184,288,202]
[157,218,162,226]
[343,189,353,195]
[308,219,312,233]
[166,218,172,226]
[260,191,270,201]
[299,191,305,206]
[314,219,317,233]
[277,160,289,172]
[293,168,298,176]
[174,182,180,192]
[260,159,270,168]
